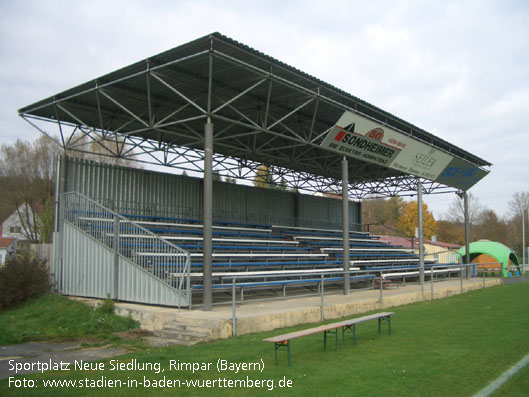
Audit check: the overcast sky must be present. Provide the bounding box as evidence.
[1,0,528,219]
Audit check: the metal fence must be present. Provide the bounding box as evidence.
[60,192,191,306]
[228,263,526,336]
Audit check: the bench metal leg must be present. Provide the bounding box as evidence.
[324,330,338,352]
[342,324,356,346]
[378,316,391,335]
[274,341,291,366]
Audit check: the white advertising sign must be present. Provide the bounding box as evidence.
[320,110,488,190]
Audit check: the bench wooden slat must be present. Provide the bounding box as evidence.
[263,312,394,343]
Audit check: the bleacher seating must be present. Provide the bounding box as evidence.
[78,210,456,301]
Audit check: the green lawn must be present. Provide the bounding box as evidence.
[1,283,528,396]
[492,356,529,396]
[0,294,139,345]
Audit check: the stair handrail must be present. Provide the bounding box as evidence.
[61,191,191,292]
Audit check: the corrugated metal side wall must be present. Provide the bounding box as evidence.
[60,221,188,306]
[65,157,361,229]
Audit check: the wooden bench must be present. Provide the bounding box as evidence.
[373,277,394,289]
[263,312,394,366]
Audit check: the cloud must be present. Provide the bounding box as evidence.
[1,0,528,218]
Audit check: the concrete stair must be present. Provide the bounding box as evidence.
[144,317,228,347]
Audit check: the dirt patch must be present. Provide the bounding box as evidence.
[0,341,129,380]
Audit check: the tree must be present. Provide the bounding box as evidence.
[444,191,484,225]
[475,209,508,244]
[506,191,529,257]
[362,197,404,225]
[212,170,222,181]
[65,133,142,168]
[362,196,405,235]
[0,136,61,242]
[253,164,272,188]
[36,198,55,244]
[397,200,437,239]
[436,220,465,245]
[508,191,529,217]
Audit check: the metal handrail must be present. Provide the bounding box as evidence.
[62,192,191,293]
[228,263,479,336]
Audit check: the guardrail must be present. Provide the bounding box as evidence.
[225,262,513,336]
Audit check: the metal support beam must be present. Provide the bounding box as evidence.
[342,156,350,294]
[522,208,526,266]
[57,154,67,293]
[417,179,424,300]
[113,214,120,300]
[464,191,471,270]
[203,121,213,311]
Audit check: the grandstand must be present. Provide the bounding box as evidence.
[19,33,491,309]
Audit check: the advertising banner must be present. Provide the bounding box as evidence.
[320,111,488,190]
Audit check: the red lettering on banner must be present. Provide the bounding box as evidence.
[367,128,384,141]
[334,130,347,142]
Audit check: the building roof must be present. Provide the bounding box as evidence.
[377,235,461,250]
[0,237,16,249]
[19,32,490,198]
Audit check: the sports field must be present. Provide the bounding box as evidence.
[1,282,528,396]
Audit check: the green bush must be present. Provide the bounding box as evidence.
[0,249,51,310]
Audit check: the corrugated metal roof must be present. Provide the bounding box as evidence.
[19,32,491,194]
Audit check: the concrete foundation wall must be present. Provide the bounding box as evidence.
[78,278,501,341]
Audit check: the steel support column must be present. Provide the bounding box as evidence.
[342,156,350,294]
[522,208,525,266]
[464,191,471,271]
[417,180,424,300]
[203,121,213,311]
[57,154,67,292]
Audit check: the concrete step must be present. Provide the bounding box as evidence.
[167,316,224,329]
[153,328,210,342]
[163,318,231,340]
[144,320,217,347]
[144,336,197,347]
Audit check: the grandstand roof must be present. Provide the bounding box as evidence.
[19,32,491,198]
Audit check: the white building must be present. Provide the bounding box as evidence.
[1,204,38,241]
[0,235,16,265]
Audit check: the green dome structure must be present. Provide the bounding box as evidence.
[458,240,520,278]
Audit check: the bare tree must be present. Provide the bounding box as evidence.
[508,191,529,216]
[507,191,529,258]
[444,191,484,225]
[65,133,142,168]
[0,135,61,242]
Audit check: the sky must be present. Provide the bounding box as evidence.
[1,0,528,220]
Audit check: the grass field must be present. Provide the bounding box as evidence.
[492,356,529,396]
[1,282,528,396]
[0,294,139,346]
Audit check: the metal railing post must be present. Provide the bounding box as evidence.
[232,278,237,336]
[379,271,383,309]
[430,266,434,300]
[320,274,325,322]
[460,263,463,294]
[113,214,119,300]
